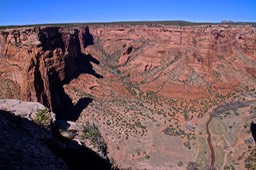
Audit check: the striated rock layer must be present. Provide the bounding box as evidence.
[0,24,255,109]
[87,24,256,98]
[0,26,96,119]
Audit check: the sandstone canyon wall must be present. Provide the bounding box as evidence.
[87,24,256,98]
[0,24,255,115]
[0,26,96,119]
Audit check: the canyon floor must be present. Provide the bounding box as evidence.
[65,65,256,170]
[0,22,256,169]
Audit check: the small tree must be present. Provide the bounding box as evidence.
[33,108,51,126]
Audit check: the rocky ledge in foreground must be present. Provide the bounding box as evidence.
[0,110,66,170]
[0,99,112,170]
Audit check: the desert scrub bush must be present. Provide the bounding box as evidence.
[178,161,183,167]
[82,122,106,151]
[33,108,51,126]
[223,165,231,170]
[145,155,150,159]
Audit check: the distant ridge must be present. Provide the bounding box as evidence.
[1,20,256,29]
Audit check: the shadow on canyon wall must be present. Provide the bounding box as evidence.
[38,27,102,121]
[75,53,103,79]
[250,122,256,142]
[27,27,111,169]
[39,27,65,54]
[50,123,111,170]
[62,27,103,84]
[50,68,94,121]
[0,109,111,170]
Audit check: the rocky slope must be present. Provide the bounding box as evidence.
[0,99,112,170]
[0,23,256,169]
[0,101,67,170]
[86,24,256,99]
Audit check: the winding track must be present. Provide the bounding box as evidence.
[205,99,256,168]
[206,115,215,167]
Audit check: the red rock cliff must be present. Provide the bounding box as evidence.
[86,24,256,98]
[0,24,255,108]
[0,26,94,116]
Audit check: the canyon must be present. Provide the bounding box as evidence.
[0,22,256,169]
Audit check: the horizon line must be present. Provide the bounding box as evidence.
[1,20,256,27]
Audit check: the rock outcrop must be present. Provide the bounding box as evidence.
[0,26,98,119]
[0,99,112,170]
[0,99,55,123]
[0,109,67,170]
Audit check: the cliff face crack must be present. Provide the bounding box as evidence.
[33,58,50,109]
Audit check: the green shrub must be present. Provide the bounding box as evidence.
[82,122,106,150]
[33,108,51,126]
[145,155,150,159]
[178,161,183,166]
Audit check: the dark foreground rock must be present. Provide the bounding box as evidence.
[0,107,112,170]
[0,109,67,170]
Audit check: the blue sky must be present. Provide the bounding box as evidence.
[1,0,256,25]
